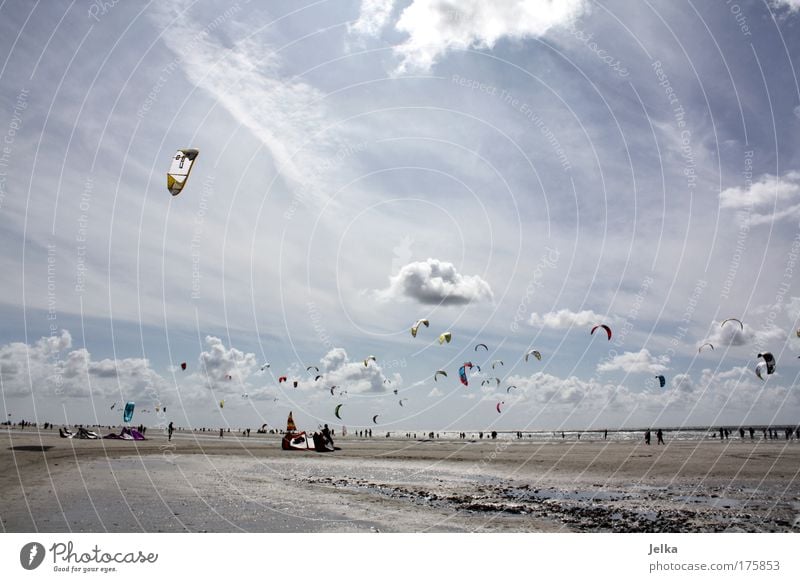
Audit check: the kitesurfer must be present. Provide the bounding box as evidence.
[321,424,334,447]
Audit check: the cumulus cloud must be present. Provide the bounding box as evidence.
[0,330,169,401]
[719,171,800,225]
[312,347,390,394]
[597,349,669,374]
[389,0,587,73]
[374,258,493,305]
[528,308,610,329]
[701,321,787,350]
[198,336,259,387]
[349,0,396,38]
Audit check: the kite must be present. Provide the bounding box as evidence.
[293,381,299,388]
[307,366,319,374]
[123,402,135,423]
[506,385,517,394]
[330,386,337,396]
[110,403,116,410]
[335,404,343,419]
[591,324,612,341]
[279,376,287,383]
[496,401,504,414]
[411,319,430,337]
[363,355,377,367]
[167,148,199,196]
[655,375,666,388]
[180,362,187,371]
[438,332,452,345]
[434,370,448,381]
[757,352,776,375]
[698,343,714,353]
[219,400,224,408]
[260,363,270,370]
[372,415,379,424]
[525,349,542,362]
[458,362,474,386]
[474,343,488,352]
[492,360,504,369]
[393,389,398,395]
[755,361,767,381]
[315,375,322,381]
[399,398,408,407]
[721,318,744,330]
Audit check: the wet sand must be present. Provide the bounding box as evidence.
[2,429,800,532]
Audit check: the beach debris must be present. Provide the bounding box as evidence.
[411,318,429,337]
[167,148,199,196]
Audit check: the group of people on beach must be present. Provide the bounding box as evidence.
[643,429,665,445]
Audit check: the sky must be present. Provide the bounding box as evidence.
[1,0,800,432]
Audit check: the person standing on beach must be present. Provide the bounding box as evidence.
[219,428,224,438]
[644,430,651,445]
[168,421,174,441]
[656,429,664,445]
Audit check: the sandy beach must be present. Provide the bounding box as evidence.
[2,428,799,533]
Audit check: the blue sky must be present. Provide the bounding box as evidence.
[2,0,800,432]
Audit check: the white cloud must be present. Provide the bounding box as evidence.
[313,347,390,394]
[528,308,610,329]
[597,349,669,374]
[701,320,787,350]
[374,258,493,305]
[392,0,587,72]
[152,2,341,205]
[428,386,443,397]
[772,0,800,11]
[349,0,396,38]
[198,336,258,387]
[0,330,170,401]
[719,171,800,225]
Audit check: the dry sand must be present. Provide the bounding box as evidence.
[2,429,800,532]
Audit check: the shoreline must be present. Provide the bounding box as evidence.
[2,431,799,533]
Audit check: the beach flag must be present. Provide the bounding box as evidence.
[286,411,297,432]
